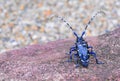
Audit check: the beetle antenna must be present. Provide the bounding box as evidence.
[50,15,79,38]
[85,11,104,31]
[80,11,105,38]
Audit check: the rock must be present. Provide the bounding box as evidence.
[0,28,120,81]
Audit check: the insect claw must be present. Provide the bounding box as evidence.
[96,60,104,64]
[66,59,72,62]
[65,53,69,55]
[75,64,80,68]
[97,62,104,64]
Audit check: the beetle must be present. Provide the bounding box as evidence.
[51,11,104,67]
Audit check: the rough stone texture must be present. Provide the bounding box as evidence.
[0,28,120,81]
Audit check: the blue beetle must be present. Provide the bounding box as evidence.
[51,11,104,67]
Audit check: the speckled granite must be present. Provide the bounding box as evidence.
[0,28,119,81]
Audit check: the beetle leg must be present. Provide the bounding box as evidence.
[74,53,80,68]
[67,46,76,62]
[88,46,93,49]
[88,47,104,64]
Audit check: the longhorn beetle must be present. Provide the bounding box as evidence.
[51,11,104,67]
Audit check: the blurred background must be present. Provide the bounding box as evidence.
[0,0,120,53]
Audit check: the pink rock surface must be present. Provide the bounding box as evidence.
[0,28,120,81]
